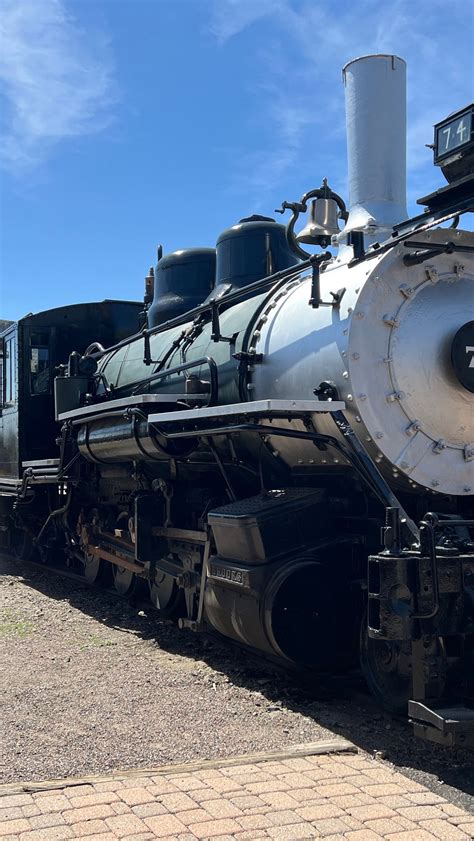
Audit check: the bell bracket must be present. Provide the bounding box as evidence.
[276,179,348,260]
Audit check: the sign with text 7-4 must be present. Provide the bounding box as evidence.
[435,105,473,163]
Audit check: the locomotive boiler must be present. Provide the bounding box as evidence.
[1,55,473,747]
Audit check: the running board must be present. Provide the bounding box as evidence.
[409,699,474,749]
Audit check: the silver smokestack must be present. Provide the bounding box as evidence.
[342,54,407,239]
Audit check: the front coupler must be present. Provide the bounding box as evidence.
[368,508,474,747]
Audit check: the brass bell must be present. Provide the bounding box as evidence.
[296,197,341,246]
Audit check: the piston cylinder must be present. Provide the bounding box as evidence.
[204,553,355,668]
[203,489,353,668]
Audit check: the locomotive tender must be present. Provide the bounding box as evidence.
[1,55,473,747]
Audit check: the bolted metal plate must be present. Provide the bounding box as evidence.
[348,229,474,496]
[251,227,473,495]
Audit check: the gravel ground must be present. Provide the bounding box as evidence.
[1,553,473,814]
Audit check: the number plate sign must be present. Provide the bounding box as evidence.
[435,105,473,162]
[209,562,250,589]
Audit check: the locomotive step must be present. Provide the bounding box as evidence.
[409,698,474,749]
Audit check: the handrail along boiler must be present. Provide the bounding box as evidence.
[1,55,473,747]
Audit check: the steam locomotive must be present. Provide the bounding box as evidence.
[1,55,473,748]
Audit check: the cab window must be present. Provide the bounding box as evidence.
[30,331,50,395]
[0,339,3,404]
[3,334,17,406]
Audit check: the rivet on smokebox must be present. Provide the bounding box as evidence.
[463,445,474,462]
[406,420,421,436]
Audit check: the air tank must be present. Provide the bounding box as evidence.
[147,247,216,328]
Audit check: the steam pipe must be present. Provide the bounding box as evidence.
[88,260,309,360]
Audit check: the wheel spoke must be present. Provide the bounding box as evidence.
[112,565,135,596]
[83,552,103,584]
[149,569,180,617]
[12,528,35,561]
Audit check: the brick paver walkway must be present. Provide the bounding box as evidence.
[0,743,473,840]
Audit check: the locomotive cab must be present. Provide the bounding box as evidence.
[0,301,143,484]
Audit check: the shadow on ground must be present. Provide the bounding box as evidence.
[2,553,473,801]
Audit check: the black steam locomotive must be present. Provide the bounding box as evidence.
[1,56,473,747]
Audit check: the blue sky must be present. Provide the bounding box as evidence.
[1,0,473,321]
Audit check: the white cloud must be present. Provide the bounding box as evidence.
[208,0,284,44]
[0,0,115,170]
